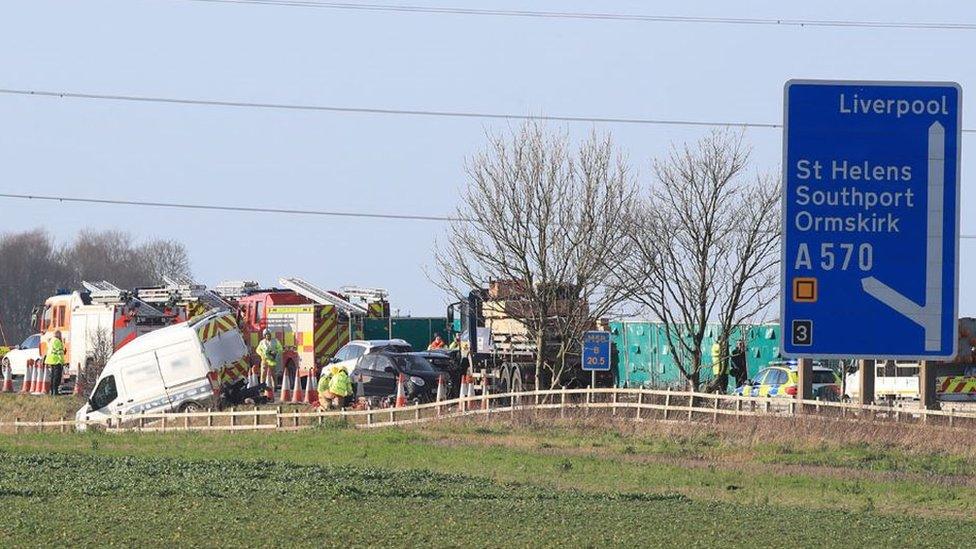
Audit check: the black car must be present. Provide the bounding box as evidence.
[409,350,464,397]
[352,352,449,403]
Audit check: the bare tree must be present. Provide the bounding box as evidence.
[436,123,636,388]
[0,228,195,343]
[0,230,73,344]
[74,327,113,399]
[618,130,780,391]
[138,239,193,285]
[60,229,145,288]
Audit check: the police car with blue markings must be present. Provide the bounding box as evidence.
[734,361,841,400]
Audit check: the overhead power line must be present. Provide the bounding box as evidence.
[178,0,976,31]
[2,88,973,133]
[4,193,976,241]
[0,88,779,129]
[0,193,464,222]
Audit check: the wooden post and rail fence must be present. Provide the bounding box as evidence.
[3,387,976,434]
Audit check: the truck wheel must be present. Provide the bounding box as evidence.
[179,401,203,413]
[511,366,524,393]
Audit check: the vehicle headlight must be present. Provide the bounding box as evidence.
[410,376,425,387]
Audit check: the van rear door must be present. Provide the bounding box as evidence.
[156,339,212,406]
[116,349,172,413]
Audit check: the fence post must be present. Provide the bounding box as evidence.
[230,406,236,428]
[612,390,618,417]
[254,406,259,428]
[207,408,214,428]
[949,407,955,428]
[183,412,190,431]
[40,416,45,434]
[367,410,373,426]
[275,406,282,429]
[764,400,770,415]
[139,411,145,432]
[635,391,643,420]
[161,413,166,433]
[788,401,795,416]
[560,390,566,419]
[686,394,693,422]
[60,416,66,434]
[14,417,19,434]
[712,395,719,423]
[664,388,671,420]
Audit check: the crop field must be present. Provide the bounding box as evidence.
[2,412,976,547]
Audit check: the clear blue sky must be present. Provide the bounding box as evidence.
[0,0,970,317]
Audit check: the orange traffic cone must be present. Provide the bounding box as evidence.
[292,371,304,404]
[305,369,317,405]
[37,364,50,395]
[435,374,446,402]
[264,369,275,401]
[280,369,292,402]
[2,362,13,393]
[395,373,407,408]
[457,375,471,411]
[20,363,33,394]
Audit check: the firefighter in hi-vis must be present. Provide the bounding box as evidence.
[256,328,283,393]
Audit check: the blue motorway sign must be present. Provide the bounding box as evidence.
[581,331,611,371]
[782,81,961,360]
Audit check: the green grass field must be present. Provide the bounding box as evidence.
[2,403,976,547]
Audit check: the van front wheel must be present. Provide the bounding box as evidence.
[179,401,203,413]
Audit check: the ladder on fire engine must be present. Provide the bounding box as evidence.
[339,286,389,304]
[130,277,233,313]
[213,280,260,299]
[82,280,130,304]
[278,277,368,316]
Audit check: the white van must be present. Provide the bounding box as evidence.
[76,312,249,425]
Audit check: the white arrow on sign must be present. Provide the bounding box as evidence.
[861,121,945,352]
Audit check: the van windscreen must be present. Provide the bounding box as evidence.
[90,375,118,411]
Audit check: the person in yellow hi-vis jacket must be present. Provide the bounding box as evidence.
[256,329,282,393]
[317,365,353,410]
[709,340,729,393]
[46,330,67,395]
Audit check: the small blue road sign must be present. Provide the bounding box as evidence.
[582,331,611,371]
[782,80,961,360]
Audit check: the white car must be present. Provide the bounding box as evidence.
[330,339,413,373]
[2,334,43,377]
